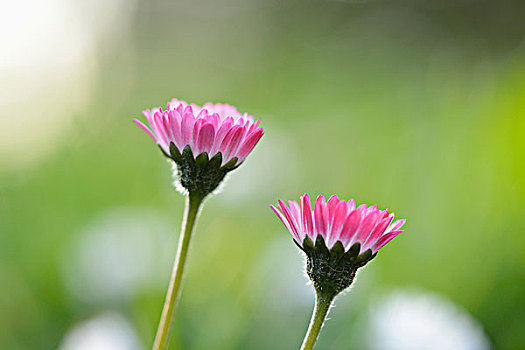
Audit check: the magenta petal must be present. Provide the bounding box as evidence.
[288,201,304,240]
[223,126,245,162]
[197,108,208,119]
[153,112,170,149]
[162,114,174,143]
[210,113,221,130]
[219,126,238,156]
[347,198,356,211]
[278,200,300,241]
[168,110,182,148]
[314,195,328,241]
[183,105,193,114]
[192,119,206,154]
[142,109,152,121]
[271,205,300,243]
[288,201,301,226]
[328,201,348,247]
[181,112,195,147]
[236,128,263,161]
[327,195,340,221]
[389,219,406,232]
[362,215,393,251]
[301,193,314,239]
[197,123,215,155]
[341,206,365,247]
[355,211,380,246]
[211,120,233,155]
[133,119,157,143]
[372,230,403,253]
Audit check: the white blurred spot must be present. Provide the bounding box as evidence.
[367,289,491,350]
[58,312,142,350]
[0,0,136,170]
[61,207,175,303]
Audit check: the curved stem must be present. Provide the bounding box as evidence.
[153,192,204,350]
[300,291,335,350]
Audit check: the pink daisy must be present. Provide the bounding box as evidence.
[271,193,405,255]
[134,98,263,166]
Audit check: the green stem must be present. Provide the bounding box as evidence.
[153,192,204,350]
[300,291,335,350]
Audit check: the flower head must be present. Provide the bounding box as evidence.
[134,98,263,197]
[271,193,405,297]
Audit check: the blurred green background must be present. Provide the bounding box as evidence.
[1,0,524,349]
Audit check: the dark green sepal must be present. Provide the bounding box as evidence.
[182,145,194,162]
[346,242,360,260]
[355,249,373,267]
[208,152,222,169]
[300,236,378,298]
[195,152,209,167]
[165,145,240,198]
[293,235,315,255]
[302,235,315,256]
[356,250,376,268]
[314,234,330,261]
[221,157,239,171]
[329,241,345,265]
[169,142,183,163]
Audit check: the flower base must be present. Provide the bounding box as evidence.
[298,235,377,297]
[161,142,240,198]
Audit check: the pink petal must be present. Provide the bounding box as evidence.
[339,211,358,248]
[168,110,183,148]
[341,204,366,248]
[362,214,394,251]
[279,200,301,241]
[327,201,348,248]
[181,112,196,148]
[236,128,263,161]
[197,108,208,119]
[183,105,193,114]
[209,113,221,129]
[288,200,304,240]
[288,201,301,226]
[346,198,356,211]
[327,195,340,220]
[197,123,216,155]
[211,120,234,157]
[153,112,169,147]
[389,219,406,232]
[162,114,174,143]
[219,125,238,156]
[223,126,246,162]
[175,103,184,115]
[372,230,403,253]
[354,211,380,245]
[301,193,314,240]
[133,119,157,143]
[314,195,328,241]
[271,205,300,243]
[192,119,206,154]
[247,119,261,134]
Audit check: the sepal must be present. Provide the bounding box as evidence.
[162,144,240,198]
[169,142,183,163]
[300,236,379,297]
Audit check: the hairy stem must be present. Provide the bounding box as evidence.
[153,192,204,350]
[300,291,335,350]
